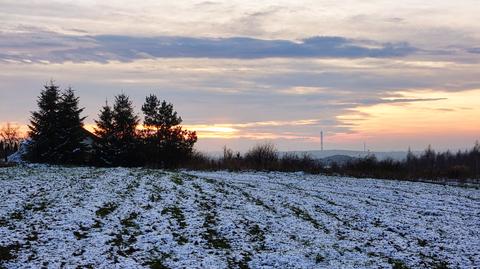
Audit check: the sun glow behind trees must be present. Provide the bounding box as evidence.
[1,56,480,151]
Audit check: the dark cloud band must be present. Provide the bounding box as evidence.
[0,31,416,63]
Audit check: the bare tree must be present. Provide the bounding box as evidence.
[0,122,21,145]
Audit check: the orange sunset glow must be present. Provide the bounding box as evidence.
[1,2,480,268]
[0,0,479,153]
[339,90,480,135]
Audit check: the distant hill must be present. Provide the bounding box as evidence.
[319,154,357,165]
[204,149,417,163]
[286,150,416,161]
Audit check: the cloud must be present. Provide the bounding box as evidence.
[467,48,480,54]
[0,30,417,63]
[357,97,447,106]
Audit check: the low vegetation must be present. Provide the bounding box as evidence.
[187,143,323,174]
[2,81,478,182]
[186,142,480,182]
[334,143,480,181]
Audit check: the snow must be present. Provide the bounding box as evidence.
[0,165,479,268]
[6,140,30,164]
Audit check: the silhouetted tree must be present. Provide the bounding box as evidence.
[0,123,21,145]
[93,94,140,166]
[27,82,87,164]
[54,88,86,164]
[27,81,61,163]
[112,94,140,166]
[93,101,116,166]
[141,94,197,167]
[0,123,21,162]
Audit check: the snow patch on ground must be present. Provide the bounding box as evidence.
[0,165,479,268]
[6,140,30,163]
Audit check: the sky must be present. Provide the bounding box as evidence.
[0,0,479,152]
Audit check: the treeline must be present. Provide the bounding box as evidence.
[187,143,324,173]
[334,144,480,181]
[186,143,480,181]
[26,81,197,168]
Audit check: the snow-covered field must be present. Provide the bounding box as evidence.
[0,165,479,269]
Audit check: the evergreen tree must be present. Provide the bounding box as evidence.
[93,101,116,166]
[141,94,197,167]
[113,94,139,142]
[94,94,139,167]
[27,81,61,163]
[142,94,162,132]
[113,94,140,166]
[54,88,86,164]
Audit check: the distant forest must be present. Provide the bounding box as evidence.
[1,81,479,181]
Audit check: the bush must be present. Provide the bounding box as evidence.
[244,143,279,170]
[220,146,243,171]
[280,153,322,174]
[184,143,324,174]
[185,150,217,171]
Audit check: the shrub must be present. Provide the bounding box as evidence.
[280,153,322,173]
[244,143,279,170]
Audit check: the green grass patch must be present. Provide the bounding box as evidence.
[161,206,187,229]
[248,223,266,251]
[95,202,118,218]
[170,175,184,185]
[121,212,139,229]
[289,205,329,234]
[200,201,231,250]
[10,211,24,220]
[388,258,410,269]
[227,252,252,269]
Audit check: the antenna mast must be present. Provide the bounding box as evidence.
[321,131,324,151]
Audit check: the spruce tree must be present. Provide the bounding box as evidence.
[94,94,139,167]
[112,94,140,166]
[93,101,116,166]
[27,81,61,163]
[55,88,86,164]
[113,94,139,141]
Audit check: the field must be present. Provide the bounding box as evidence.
[0,165,479,268]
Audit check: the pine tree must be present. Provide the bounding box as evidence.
[142,94,161,132]
[141,94,197,167]
[27,81,61,163]
[93,101,116,166]
[55,88,86,164]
